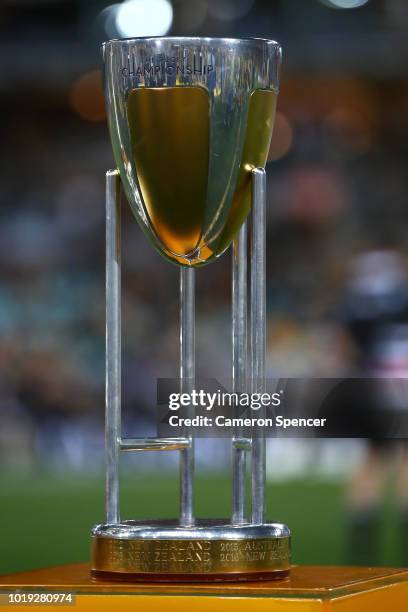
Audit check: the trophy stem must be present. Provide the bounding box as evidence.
[105,169,122,525]
[179,266,195,526]
[250,168,267,524]
[232,221,248,525]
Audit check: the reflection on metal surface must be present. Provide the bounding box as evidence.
[103,37,281,266]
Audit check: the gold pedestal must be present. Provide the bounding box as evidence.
[1,564,408,610]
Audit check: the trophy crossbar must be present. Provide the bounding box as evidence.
[104,167,266,527]
[119,437,251,452]
[119,437,191,451]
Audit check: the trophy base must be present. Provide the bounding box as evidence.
[91,519,290,582]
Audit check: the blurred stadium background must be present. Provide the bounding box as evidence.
[1,0,408,574]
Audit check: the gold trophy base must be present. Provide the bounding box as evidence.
[91,519,291,582]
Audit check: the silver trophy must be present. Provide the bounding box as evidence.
[91,36,290,581]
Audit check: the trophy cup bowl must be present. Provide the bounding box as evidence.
[102,36,281,266]
[92,36,290,582]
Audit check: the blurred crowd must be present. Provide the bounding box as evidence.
[1,1,408,490]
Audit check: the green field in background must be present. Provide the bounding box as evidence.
[0,474,405,575]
